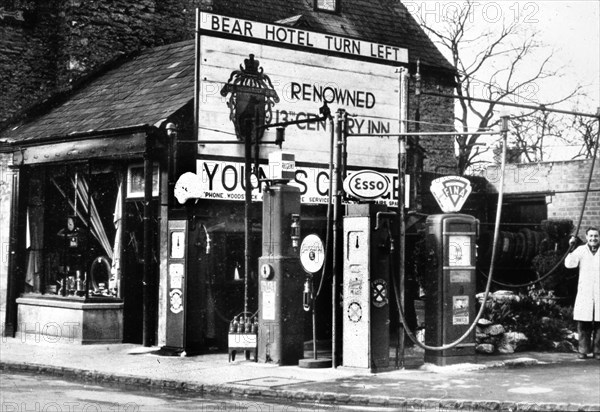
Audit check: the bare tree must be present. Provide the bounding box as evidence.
[412,1,582,174]
[570,114,600,159]
[509,110,599,162]
[509,111,563,162]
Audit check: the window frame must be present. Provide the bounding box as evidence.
[314,0,340,13]
[21,163,124,300]
[126,163,160,199]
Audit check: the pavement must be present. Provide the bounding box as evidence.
[1,336,599,411]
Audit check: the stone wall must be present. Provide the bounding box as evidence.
[59,0,200,85]
[0,3,62,124]
[485,159,600,232]
[1,0,200,125]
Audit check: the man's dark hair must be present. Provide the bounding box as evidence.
[586,227,599,234]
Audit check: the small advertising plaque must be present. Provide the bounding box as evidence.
[268,152,295,181]
[452,295,469,325]
[261,280,276,320]
[169,263,184,289]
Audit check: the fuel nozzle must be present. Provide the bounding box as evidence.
[290,214,301,251]
[303,279,312,312]
[389,236,395,253]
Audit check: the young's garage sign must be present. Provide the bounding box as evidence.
[174,160,409,207]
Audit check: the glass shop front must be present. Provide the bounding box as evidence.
[14,158,160,344]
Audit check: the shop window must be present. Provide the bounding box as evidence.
[500,195,548,229]
[24,164,124,299]
[126,163,159,199]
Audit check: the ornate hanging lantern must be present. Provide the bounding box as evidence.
[219,54,280,320]
[220,54,280,142]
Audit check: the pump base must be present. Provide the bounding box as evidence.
[298,358,332,368]
[424,354,476,366]
[158,346,187,357]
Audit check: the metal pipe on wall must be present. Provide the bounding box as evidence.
[397,68,409,367]
[143,136,154,347]
[332,109,346,368]
[194,9,201,143]
[3,168,22,337]
[243,118,253,318]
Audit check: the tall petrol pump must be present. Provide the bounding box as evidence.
[342,203,392,371]
[424,213,479,365]
[257,153,304,365]
[162,216,189,355]
[161,211,207,356]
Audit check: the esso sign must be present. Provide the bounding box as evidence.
[343,170,389,200]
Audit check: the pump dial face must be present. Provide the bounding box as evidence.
[261,264,274,279]
[448,235,471,266]
[170,231,185,259]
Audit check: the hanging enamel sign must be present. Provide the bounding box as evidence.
[430,176,472,213]
[343,170,389,200]
[300,234,325,274]
[371,279,388,308]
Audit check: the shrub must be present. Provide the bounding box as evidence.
[481,287,577,351]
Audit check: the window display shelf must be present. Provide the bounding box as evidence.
[20,292,122,304]
[16,296,124,344]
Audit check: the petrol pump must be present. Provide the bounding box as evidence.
[257,154,304,365]
[424,213,479,365]
[342,203,392,371]
[162,216,189,355]
[161,211,208,356]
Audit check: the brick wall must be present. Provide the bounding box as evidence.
[409,78,456,173]
[484,159,600,232]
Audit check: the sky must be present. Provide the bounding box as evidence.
[516,1,600,111]
[405,0,600,161]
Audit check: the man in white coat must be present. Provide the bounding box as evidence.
[565,227,600,359]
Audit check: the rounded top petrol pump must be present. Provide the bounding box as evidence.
[423,176,479,365]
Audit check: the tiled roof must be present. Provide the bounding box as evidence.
[1,1,452,143]
[2,41,195,142]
